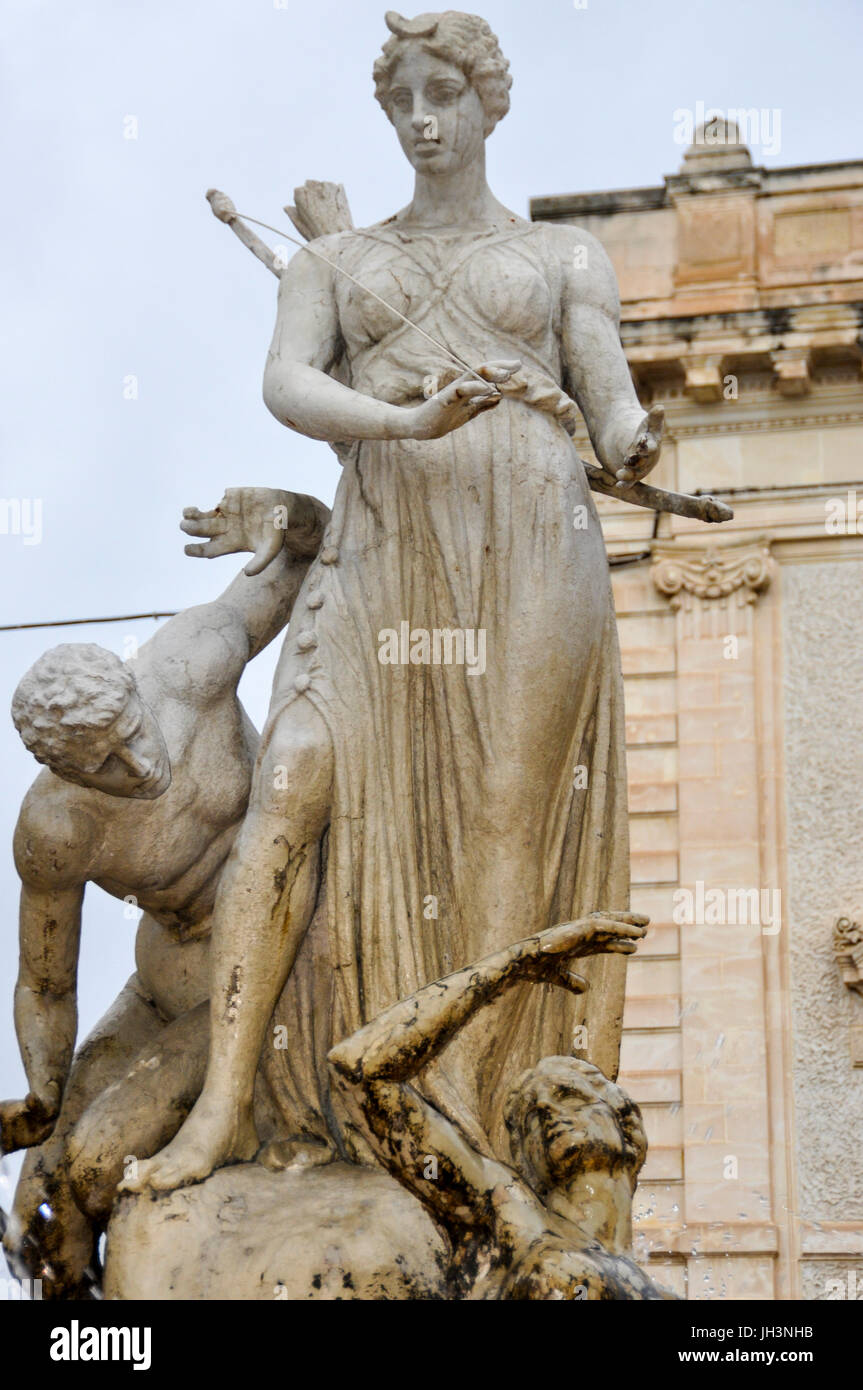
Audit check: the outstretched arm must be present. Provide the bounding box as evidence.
[177,487,330,661]
[328,913,646,1233]
[330,912,646,1085]
[138,488,328,705]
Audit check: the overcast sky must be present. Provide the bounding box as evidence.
[1,0,860,1200]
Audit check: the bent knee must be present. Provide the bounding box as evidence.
[67,1116,122,1222]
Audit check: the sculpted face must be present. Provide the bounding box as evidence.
[386,49,486,176]
[50,692,171,800]
[520,1069,634,1195]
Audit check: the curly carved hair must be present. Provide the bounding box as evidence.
[373,10,512,135]
[504,1056,648,1197]
[12,643,137,767]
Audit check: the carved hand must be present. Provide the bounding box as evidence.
[406,361,522,440]
[515,911,648,994]
[181,487,295,576]
[0,1083,61,1154]
[607,404,665,493]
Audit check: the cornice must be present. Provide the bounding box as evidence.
[663,407,863,439]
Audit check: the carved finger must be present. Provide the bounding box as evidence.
[180,513,228,538]
[184,536,236,560]
[645,402,665,438]
[470,392,501,414]
[182,505,227,522]
[588,920,648,939]
[561,970,589,994]
[478,359,522,383]
[455,380,501,400]
[244,527,284,576]
[589,910,649,927]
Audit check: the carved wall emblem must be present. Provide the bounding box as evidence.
[834,916,863,996]
[650,540,774,639]
[651,540,773,610]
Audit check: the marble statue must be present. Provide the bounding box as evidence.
[3,9,733,1300]
[122,6,671,1196]
[1,489,328,1295]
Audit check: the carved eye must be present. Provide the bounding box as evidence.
[427,82,461,105]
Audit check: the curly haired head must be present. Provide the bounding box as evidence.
[374,11,512,135]
[11,644,138,768]
[504,1056,648,1197]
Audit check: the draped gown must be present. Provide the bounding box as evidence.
[261,220,631,1161]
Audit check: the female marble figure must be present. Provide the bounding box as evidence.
[126,10,664,1192]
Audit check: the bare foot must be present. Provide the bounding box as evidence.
[118,1095,257,1193]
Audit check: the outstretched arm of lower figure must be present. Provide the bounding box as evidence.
[327,913,647,1229]
[329,912,645,1086]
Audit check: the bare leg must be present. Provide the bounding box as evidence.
[3,977,162,1299]
[67,1001,209,1220]
[124,699,333,1191]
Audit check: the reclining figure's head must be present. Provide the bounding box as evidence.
[12,643,171,799]
[504,1055,647,1200]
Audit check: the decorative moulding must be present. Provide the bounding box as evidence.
[834,915,863,997]
[651,539,774,611]
[833,916,863,1067]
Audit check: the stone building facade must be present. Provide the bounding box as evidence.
[532,123,863,1301]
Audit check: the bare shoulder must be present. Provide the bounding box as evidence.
[141,603,250,708]
[13,772,98,889]
[541,221,620,315]
[307,228,356,257]
[270,232,348,369]
[281,229,354,288]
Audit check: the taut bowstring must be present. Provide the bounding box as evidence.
[234,210,492,390]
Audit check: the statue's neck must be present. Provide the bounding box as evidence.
[546,1172,635,1256]
[403,151,511,229]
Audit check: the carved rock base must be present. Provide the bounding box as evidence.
[104,1162,448,1300]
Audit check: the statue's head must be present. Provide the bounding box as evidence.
[504,1056,647,1200]
[373,11,511,174]
[11,643,171,799]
